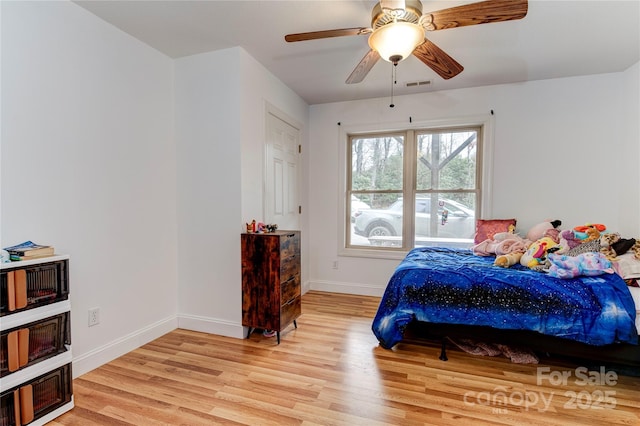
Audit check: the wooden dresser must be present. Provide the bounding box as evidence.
[241,230,301,344]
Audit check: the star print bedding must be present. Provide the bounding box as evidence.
[372,247,638,349]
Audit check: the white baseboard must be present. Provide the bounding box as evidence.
[72,315,178,378]
[301,280,311,295]
[71,286,378,379]
[309,280,385,297]
[178,314,246,339]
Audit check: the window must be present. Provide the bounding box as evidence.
[347,125,481,251]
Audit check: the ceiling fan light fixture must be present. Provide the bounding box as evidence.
[368,21,425,63]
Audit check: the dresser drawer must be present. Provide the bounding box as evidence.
[280,296,301,329]
[280,255,300,283]
[279,233,300,259]
[280,275,300,304]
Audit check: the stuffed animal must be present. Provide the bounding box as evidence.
[633,240,640,260]
[492,228,517,241]
[526,220,562,241]
[547,252,614,279]
[600,232,621,259]
[573,223,606,240]
[494,252,523,268]
[556,230,581,254]
[543,227,561,243]
[614,238,637,256]
[520,236,559,269]
[265,223,278,233]
[600,232,638,260]
[581,227,601,243]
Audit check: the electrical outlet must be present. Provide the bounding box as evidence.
[332,260,339,269]
[88,307,100,327]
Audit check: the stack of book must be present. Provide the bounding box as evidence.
[4,241,55,261]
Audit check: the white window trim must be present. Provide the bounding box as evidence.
[337,113,495,260]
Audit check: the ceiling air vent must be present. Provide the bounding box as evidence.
[406,80,431,87]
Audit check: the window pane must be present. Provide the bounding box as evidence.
[350,193,403,247]
[346,125,480,252]
[414,193,476,247]
[351,135,403,191]
[416,130,477,190]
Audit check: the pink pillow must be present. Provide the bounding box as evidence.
[474,219,517,244]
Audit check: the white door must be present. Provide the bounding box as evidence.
[265,110,300,230]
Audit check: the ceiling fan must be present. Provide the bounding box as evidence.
[285,0,528,84]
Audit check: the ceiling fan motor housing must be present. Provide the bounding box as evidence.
[371,0,423,28]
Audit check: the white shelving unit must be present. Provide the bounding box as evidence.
[0,255,73,425]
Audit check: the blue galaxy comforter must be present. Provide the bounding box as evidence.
[372,247,638,349]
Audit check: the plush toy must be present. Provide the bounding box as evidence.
[573,223,606,240]
[600,232,638,260]
[581,227,601,243]
[574,223,606,233]
[600,232,621,259]
[494,252,523,268]
[520,236,559,269]
[526,220,562,241]
[493,227,517,241]
[556,230,581,254]
[633,240,640,260]
[265,223,278,233]
[547,252,614,279]
[612,238,636,256]
[543,227,561,243]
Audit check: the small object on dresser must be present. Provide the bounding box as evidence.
[4,241,54,260]
[265,223,278,233]
[245,220,257,233]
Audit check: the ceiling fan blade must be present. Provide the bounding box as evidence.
[285,27,371,42]
[421,0,528,31]
[412,40,464,80]
[346,49,381,84]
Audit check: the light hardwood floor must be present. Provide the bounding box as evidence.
[52,291,639,425]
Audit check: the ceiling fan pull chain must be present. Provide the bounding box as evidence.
[390,63,397,108]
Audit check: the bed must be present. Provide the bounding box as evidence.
[372,247,640,368]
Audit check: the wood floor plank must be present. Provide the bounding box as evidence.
[50,291,640,425]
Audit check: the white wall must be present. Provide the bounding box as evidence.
[1,1,178,376]
[1,1,310,377]
[307,66,640,296]
[622,62,640,236]
[174,47,309,337]
[174,48,244,336]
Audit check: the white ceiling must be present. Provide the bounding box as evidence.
[73,0,640,105]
